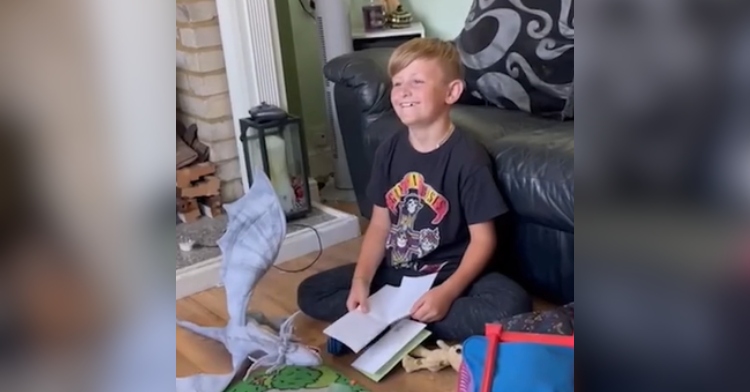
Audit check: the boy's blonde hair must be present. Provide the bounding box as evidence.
[388,38,464,82]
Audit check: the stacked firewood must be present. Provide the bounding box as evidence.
[176,120,223,223]
[176,162,222,223]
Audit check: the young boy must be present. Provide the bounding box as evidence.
[297,38,531,342]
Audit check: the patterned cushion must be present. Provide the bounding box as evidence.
[455,0,574,119]
[499,302,575,335]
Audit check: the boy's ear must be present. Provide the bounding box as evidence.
[445,79,465,104]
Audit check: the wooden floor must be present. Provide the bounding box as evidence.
[176,236,458,391]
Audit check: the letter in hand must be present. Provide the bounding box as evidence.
[346,278,371,313]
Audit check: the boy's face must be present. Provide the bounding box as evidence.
[390,58,463,128]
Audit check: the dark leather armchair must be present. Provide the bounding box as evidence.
[324,48,574,305]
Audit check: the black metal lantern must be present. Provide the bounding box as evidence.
[239,113,312,220]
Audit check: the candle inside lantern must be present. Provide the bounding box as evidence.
[264,135,296,213]
[239,112,312,220]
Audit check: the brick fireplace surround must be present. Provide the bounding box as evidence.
[176,0,243,203]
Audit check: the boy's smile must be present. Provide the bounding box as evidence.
[391,58,463,129]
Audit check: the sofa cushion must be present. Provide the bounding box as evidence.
[490,124,574,233]
[449,104,564,142]
[450,105,574,233]
[455,0,574,119]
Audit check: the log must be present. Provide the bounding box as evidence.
[176,162,216,188]
[176,198,198,213]
[177,176,221,198]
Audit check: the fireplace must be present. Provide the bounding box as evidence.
[175,0,363,299]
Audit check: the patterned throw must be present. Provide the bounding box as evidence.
[499,302,574,335]
[455,0,574,119]
[226,366,370,392]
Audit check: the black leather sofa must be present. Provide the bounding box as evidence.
[323,48,574,305]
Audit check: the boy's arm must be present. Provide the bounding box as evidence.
[439,221,496,298]
[352,205,391,284]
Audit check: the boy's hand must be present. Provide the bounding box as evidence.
[346,279,370,313]
[410,285,458,323]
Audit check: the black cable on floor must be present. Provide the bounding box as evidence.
[272,222,323,273]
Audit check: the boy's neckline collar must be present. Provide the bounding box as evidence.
[404,125,460,155]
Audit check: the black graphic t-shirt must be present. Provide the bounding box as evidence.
[366,127,509,279]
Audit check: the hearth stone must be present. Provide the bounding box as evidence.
[176,207,337,270]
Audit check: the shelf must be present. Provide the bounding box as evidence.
[352,21,425,40]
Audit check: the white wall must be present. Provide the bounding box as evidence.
[400,0,471,40]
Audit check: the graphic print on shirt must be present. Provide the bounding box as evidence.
[384,172,449,270]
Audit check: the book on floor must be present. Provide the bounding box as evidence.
[351,318,432,382]
[322,273,437,381]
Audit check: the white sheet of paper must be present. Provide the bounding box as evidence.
[366,285,400,322]
[322,310,389,353]
[322,285,399,353]
[322,273,438,353]
[387,273,438,323]
[351,318,427,375]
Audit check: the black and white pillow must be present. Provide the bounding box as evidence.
[455,0,574,119]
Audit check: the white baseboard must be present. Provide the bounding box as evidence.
[176,203,360,299]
